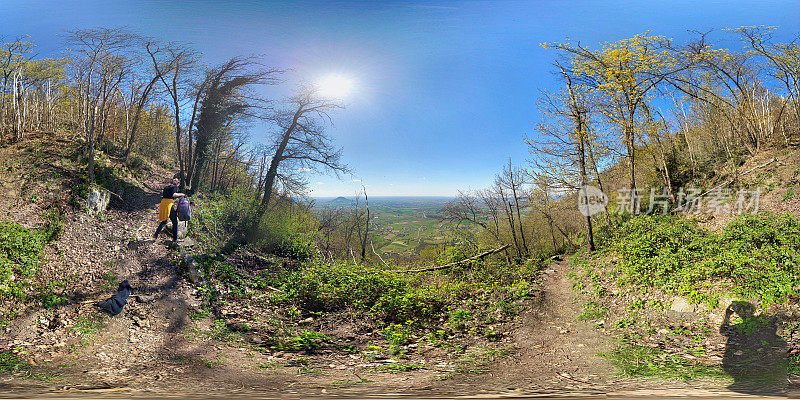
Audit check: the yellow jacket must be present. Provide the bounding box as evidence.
[158,198,174,222]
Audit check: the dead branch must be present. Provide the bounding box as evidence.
[391,244,511,273]
[370,240,390,269]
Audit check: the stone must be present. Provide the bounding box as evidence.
[670,296,697,313]
[185,256,203,284]
[166,221,189,239]
[84,188,110,215]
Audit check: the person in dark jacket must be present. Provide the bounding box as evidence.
[153,177,185,241]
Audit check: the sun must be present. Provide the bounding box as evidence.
[317,74,354,99]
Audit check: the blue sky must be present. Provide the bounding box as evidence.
[2,0,799,196]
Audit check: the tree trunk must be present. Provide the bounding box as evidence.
[249,103,305,238]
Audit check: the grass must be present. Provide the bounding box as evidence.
[605,340,727,381]
[330,378,372,387]
[0,351,25,375]
[71,312,107,337]
[577,301,607,321]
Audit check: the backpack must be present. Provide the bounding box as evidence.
[176,197,192,221]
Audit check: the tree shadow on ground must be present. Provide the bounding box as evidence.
[720,300,787,394]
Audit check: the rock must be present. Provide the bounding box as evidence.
[134,294,155,303]
[184,256,203,284]
[670,297,697,313]
[84,188,111,215]
[133,318,150,328]
[299,317,314,325]
[717,295,737,312]
[166,221,189,239]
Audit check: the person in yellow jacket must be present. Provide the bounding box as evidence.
[153,177,185,241]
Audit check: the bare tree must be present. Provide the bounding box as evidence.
[497,159,529,255]
[122,39,165,159]
[249,88,348,238]
[146,41,199,189]
[66,27,136,182]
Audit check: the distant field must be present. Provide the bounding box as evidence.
[312,196,470,256]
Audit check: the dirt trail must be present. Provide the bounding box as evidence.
[425,259,617,396]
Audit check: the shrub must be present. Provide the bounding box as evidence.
[0,221,50,296]
[268,262,443,322]
[612,212,800,305]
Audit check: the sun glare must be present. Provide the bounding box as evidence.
[317,74,354,99]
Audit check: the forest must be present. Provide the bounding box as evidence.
[1,22,800,395]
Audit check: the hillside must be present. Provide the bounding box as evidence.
[2,135,800,396]
[0,135,539,395]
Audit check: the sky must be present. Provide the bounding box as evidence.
[2,0,799,196]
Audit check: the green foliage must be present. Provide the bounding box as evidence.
[0,210,61,296]
[789,354,800,376]
[268,262,443,323]
[376,362,424,373]
[0,351,25,375]
[611,212,800,305]
[72,312,106,337]
[197,186,318,261]
[605,339,725,380]
[382,323,414,347]
[577,301,608,321]
[271,329,330,352]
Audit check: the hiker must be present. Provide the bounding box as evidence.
[153,177,184,241]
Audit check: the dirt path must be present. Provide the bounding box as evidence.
[423,259,617,396]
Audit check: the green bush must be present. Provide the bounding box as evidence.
[197,185,318,260]
[268,262,443,322]
[612,212,800,305]
[0,222,49,296]
[271,329,330,352]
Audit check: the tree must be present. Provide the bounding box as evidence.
[0,37,35,139]
[527,64,605,251]
[735,26,800,145]
[187,57,279,195]
[497,159,529,255]
[147,41,199,190]
[665,32,772,154]
[249,88,348,238]
[544,34,678,192]
[66,28,136,182]
[122,39,166,160]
